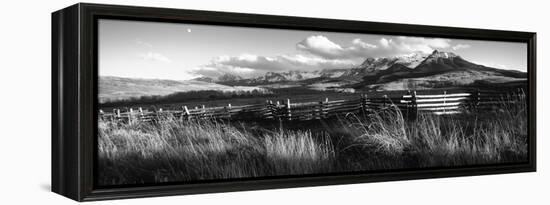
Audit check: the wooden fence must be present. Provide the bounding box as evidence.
[99,89,524,123]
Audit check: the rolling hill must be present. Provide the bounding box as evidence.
[99,76,268,103]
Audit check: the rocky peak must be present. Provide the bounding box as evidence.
[428,50,459,59]
[217,73,243,82]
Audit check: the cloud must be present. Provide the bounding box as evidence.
[296,35,378,59]
[193,53,356,78]
[452,44,471,51]
[139,52,172,63]
[135,39,172,63]
[374,36,451,55]
[392,37,451,53]
[379,38,391,48]
[194,35,455,78]
[297,35,452,59]
[135,38,153,48]
[296,35,343,58]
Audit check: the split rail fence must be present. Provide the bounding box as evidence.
[99,89,524,123]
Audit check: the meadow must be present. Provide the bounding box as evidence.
[97,94,528,186]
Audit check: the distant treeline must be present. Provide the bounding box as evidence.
[100,87,353,108]
[101,89,274,108]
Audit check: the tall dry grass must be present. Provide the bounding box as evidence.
[338,93,528,170]
[98,94,528,186]
[98,117,335,185]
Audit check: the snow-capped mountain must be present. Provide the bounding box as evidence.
[394,52,426,68]
[216,69,349,85]
[217,73,243,82]
[359,50,526,86]
[209,50,526,88]
[413,50,471,73]
[257,71,306,82]
[343,52,426,77]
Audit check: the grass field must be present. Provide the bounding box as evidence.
[97,95,528,186]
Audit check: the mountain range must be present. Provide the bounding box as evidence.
[199,50,526,90]
[100,50,527,102]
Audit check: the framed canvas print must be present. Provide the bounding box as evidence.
[52,3,536,201]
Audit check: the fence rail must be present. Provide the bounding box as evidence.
[99,89,525,123]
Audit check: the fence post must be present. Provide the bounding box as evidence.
[111,109,116,121]
[476,89,481,107]
[470,89,480,111]
[138,107,144,121]
[276,101,281,121]
[183,106,190,120]
[116,109,121,119]
[270,100,275,119]
[265,100,272,120]
[318,99,324,119]
[405,90,411,119]
[179,106,184,120]
[443,91,447,114]
[99,109,104,121]
[159,108,163,118]
[411,91,418,121]
[128,108,134,125]
[324,97,329,118]
[361,94,369,111]
[286,99,292,121]
[227,103,232,119]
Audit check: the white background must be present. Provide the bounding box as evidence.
[0,0,547,204]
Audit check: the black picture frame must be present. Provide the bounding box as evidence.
[52,3,536,201]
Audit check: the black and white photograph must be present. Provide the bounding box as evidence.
[96,19,529,186]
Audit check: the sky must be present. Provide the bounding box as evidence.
[99,19,528,81]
